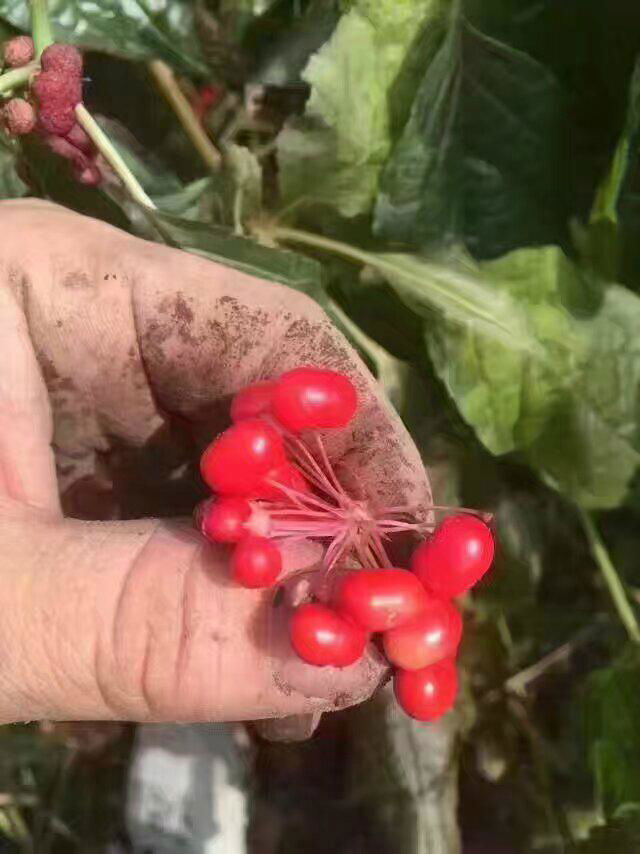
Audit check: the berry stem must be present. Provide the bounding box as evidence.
[579,507,640,644]
[29,0,54,59]
[255,433,429,574]
[147,59,222,173]
[0,62,38,95]
[74,104,156,209]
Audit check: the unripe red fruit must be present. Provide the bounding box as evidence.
[200,419,287,497]
[334,568,430,632]
[232,536,282,588]
[65,122,93,153]
[41,44,83,76]
[33,70,82,135]
[3,36,34,68]
[272,367,357,432]
[394,659,458,721]
[289,604,368,667]
[231,381,275,422]
[200,496,251,543]
[383,598,462,670]
[251,461,310,501]
[412,515,495,599]
[3,98,36,135]
[43,134,88,168]
[74,162,102,186]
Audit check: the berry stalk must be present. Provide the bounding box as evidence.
[74,104,156,209]
[29,0,54,58]
[0,62,38,95]
[579,507,640,644]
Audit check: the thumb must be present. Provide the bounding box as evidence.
[0,499,385,724]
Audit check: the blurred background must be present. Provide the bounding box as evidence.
[2,0,640,851]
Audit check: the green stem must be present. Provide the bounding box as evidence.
[74,104,156,210]
[0,62,38,94]
[30,0,54,58]
[579,507,640,644]
[267,225,535,353]
[147,59,221,172]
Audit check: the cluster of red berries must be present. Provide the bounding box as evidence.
[1,38,101,186]
[196,368,495,722]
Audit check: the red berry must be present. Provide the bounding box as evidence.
[289,604,368,667]
[3,98,36,135]
[65,122,93,153]
[40,44,83,76]
[412,515,495,599]
[33,70,82,135]
[383,598,462,670]
[3,36,34,68]
[272,367,357,432]
[200,496,251,543]
[232,536,282,588]
[74,162,101,186]
[253,461,310,501]
[200,419,286,496]
[193,84,222,120]
[394,659,458,721]
[231,381,275,422]
[334,569,430,632]
[43,134,84,165]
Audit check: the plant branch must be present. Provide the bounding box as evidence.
[505,623,602,696]
[74,104,156,209]
[0,62,38,94]
[147,59,222,172]
[579,507,640,644]
[30,0,54,58]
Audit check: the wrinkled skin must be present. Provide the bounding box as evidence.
[0,200,431,735]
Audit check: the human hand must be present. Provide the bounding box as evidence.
[0,200,431,729]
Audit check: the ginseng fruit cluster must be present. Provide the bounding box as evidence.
[1,38,101,186]
[196,368,495,722]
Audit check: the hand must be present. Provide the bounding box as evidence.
[0,200,430,727]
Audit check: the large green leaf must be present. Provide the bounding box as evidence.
[277,0,442,219]
[0,0,207,74]
[584,651,640,820]
[374,3,565,258]
[379,245,640,508]
[153,213,329,307]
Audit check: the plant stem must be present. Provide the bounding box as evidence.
[147,59,222,172]
[30,0,54,58]
[579,507,640,644]
[0,62,38,94]
[74,104,156,209]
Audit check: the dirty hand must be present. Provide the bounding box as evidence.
[0,200,430,731]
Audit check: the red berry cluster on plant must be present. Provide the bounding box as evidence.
[196,367,495,722]
[1,38,101,186]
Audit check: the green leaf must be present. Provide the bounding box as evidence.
[577,815,640,853]
[0,0,207,74]
[327,298,413,412]
[0,134,27,200]
[374,5,565,258]
[277,1,442,218]
[583,58,640,286]
[388,245,640,508]
[584,651,640,821]
[153,213,329,307]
